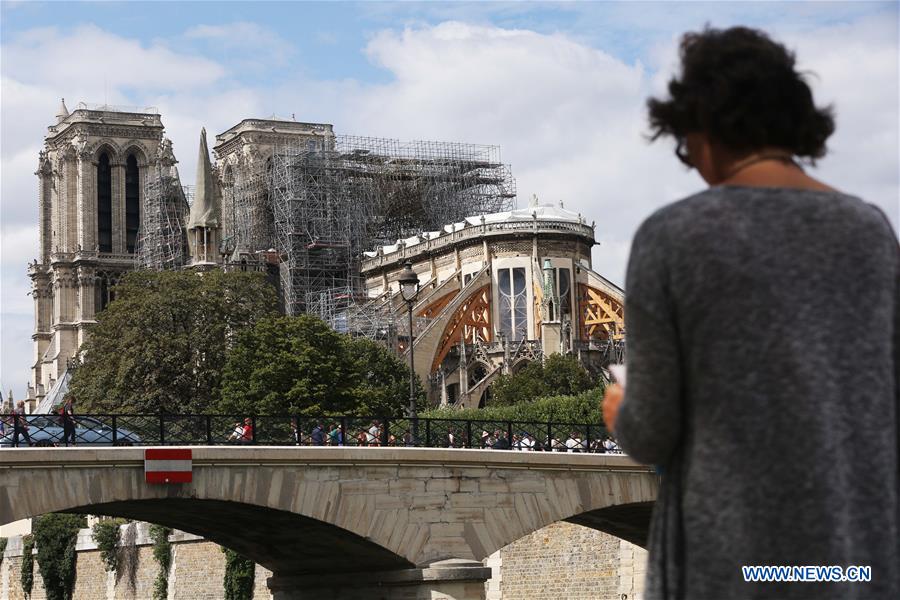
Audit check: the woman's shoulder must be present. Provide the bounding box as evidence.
[638,186,894,243]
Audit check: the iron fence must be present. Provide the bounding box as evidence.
[0,413,622,453]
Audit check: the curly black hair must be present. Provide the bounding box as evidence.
[648,26,835,161]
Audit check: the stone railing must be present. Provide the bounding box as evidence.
[360,218,595,273]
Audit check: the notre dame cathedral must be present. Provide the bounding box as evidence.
[27,100,621,412]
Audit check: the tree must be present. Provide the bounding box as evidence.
[69,270,278,414]
[218,315,425,417]
[422,388,604,425]
[347,337,426,417]
[489,353,595,406]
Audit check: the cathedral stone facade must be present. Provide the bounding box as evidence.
[28,101,167,404]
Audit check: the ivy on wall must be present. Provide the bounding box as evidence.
[222,547,256,600]
[118,522,140,593]
[0,537,7,568]
[33,513,87,600]
[91,518,129,573]
[20,534,34,598]
[149,525,172,600]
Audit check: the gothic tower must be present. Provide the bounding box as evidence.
[28,101,167,404]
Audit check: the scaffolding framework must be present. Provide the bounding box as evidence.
[222,160,276,258]
[134,165,191,271]
[263,135,516,325]
[305,282,397,339]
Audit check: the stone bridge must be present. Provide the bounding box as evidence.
[0,447,657,600]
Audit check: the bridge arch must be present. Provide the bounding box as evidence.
[2,447,656,598]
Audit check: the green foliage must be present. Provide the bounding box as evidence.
[70,270,278,414]
[148,525,172,600]
[21,535,34,598]
[32,513,86,600]
[91,518,128,573]
[219,315,425,417]
[0,537,7,567]
[222,547,255,600]
[489,353,595,406]
[346,336,426,417]
[422,388,604,425]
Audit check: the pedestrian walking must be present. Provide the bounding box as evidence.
[311,421,325,446]
[61,394,76,446]
[12,400,32,447]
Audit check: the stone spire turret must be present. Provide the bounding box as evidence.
[56,98,69,123]
[187,128,222,267]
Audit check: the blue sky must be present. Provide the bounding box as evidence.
[1,1,898,397]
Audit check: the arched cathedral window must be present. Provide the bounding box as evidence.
[125,154,140,253]
[97,152,113,252]
[498,266,528,341]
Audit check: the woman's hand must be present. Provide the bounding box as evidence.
[602,384,624,434]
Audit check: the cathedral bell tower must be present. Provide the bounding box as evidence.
[28,101,167,404]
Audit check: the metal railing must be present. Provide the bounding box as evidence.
[0,413,622,453]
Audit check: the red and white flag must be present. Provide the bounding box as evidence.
[144,449,192,484]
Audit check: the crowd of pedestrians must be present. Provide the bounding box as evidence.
[3,409,621,453]
[276,419,621,453]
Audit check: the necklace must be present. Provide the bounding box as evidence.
[722,151,799,181]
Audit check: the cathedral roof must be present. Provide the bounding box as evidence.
[187,128,220,229]
[363,203,590,258]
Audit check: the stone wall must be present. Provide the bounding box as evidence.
[0,522,645,600]
[0,524,273,600]
[486,522,647,600]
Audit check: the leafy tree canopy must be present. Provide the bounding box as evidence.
[489,353,596,406]
[423,388,604,426]
[217,315,425,417]
[70,269,278,414]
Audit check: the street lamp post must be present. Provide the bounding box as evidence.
[398,261,421,443]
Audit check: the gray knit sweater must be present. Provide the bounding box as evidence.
[615,186,899,600]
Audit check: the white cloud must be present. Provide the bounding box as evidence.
[0,224,39,395]
[0,225,38,313]
[783,19,899,218]
[1,16,897,398]
[4,24,225,91]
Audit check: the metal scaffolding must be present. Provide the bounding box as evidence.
[134,164,191,271]
[222,159,276,259]
[305,282,396,339]
[264,135,516,324]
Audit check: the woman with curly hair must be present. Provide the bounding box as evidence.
[603,26,898,599]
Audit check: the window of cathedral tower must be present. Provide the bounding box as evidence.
[97,152,113,253]
[125,154,140,253]
[96,272,119,313]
